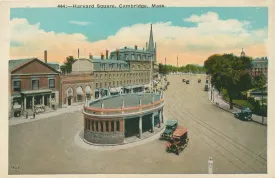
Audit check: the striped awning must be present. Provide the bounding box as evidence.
[77,87,84,95]
[110,87,122,93]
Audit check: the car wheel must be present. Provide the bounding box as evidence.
[166,148,170,152]
[176,150,179,155]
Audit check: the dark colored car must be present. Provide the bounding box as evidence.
[182,79,185,82]
[186,80,190,84]
[204,85,209,91]
[233,107,253,121]
[165,127,189,155]
[160,120,178,141]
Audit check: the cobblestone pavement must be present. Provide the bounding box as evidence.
[9,74,267,174]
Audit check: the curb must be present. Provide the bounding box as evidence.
[208,95,267,126]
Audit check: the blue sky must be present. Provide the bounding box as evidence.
[10,7,268,65]
[10,7,268,42]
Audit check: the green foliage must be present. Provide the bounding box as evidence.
[204,53,253,109]
[158,63,205,74]
[60,56,76,74]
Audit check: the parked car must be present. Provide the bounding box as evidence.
[182,79,185,82]
[186,80,190,84]
[160,120,178,141]
[233,107,252,121]
[165,127,189,155]
[198,79,201,83]
[204,85,209,91]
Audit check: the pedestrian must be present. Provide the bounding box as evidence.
[26,111,28,119]
[33,111,36,119]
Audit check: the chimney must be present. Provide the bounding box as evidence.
[44,50,47,63]
[106,50,109,60]
[89,53,93,60]
[135,45,137,50]
[125,46,127,49]
[101,53,104,60]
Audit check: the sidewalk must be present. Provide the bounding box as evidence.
[208,88,267,126]
[9,104,84,126]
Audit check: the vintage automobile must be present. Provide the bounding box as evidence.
[160,120,178,140]
[233,107,253,121]
[204,85,209,91]
[182,79,185,82]
[198,79,201,83]
[165,127,189,155]
[186,80,190,84]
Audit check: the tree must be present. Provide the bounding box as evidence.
[60,56,76,74]
[204,54,253,109]
[252,73,267,123]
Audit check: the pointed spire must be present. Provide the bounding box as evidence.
[148,24,154,51]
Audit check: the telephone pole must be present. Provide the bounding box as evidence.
[177,55,179,75]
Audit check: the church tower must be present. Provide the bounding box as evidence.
[147,24,155,52]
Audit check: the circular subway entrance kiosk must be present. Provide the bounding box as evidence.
[82,93,164,145]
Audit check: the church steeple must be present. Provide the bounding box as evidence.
[147,24,155,51]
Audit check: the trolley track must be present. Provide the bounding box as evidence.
[163,75,267,173]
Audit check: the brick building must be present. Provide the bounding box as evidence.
[9,57,60,118]
[60,72,94,107]
[251,57,268,78]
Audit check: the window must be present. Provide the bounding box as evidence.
[96,83,98,88]
[137,55,141,60]
[13,80,21,92]
[49,79,55,88]
[109,74,111,78]
[105,82,107,87]
[32,79,39,90]
[105,74,107,78]
[113,81,115,86]
[109,82,111,86]
[132,54,135,60]
[117,81,119,85]
[96,74,98,78]
[100,83,102,88]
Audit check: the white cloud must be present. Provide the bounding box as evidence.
[69,21,93,26]
[10,12,267,65]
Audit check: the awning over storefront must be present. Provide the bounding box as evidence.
[110,87,122,93]
[85,86,92,95]
[144,84,151,88]
[124,85,144,90]
[77,87,84,95]
[21,89,52,96]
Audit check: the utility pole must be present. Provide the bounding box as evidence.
[165,57,167,76]
[177,56,179,74]
[78,48,80,72]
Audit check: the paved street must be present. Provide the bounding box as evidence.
[9,74,267,174]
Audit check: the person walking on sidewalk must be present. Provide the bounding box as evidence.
[33,111,36,119]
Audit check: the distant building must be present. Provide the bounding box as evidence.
[9,54,60,118]
[251,57,268,78]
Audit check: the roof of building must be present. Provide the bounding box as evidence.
[9,58,60,73]
[9,58,34,71]
[47,63,60,70]
[92,59,128,64]
[89,93,161,108]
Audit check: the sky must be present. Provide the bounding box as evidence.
[10,7,268,66]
